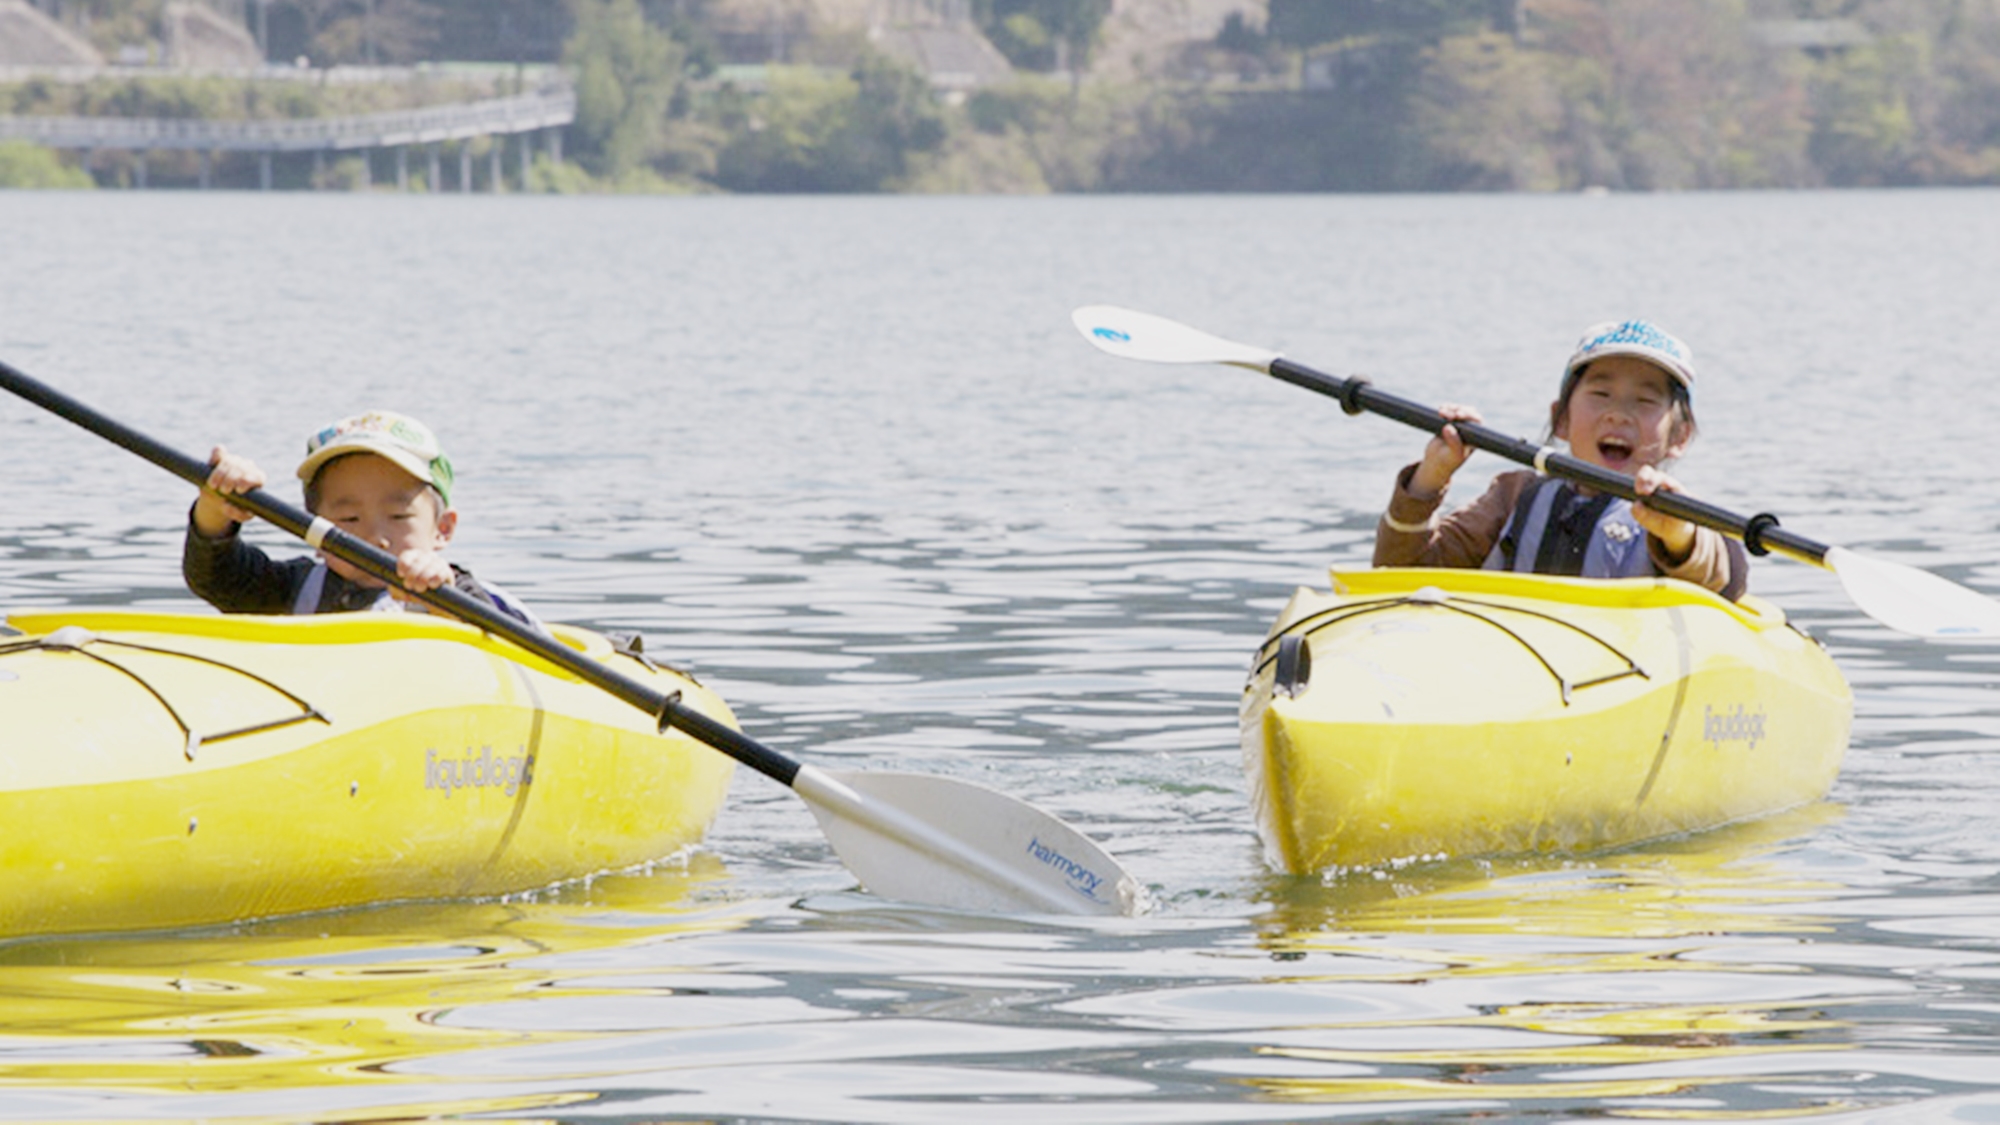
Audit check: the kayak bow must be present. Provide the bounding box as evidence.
[1243,569,1851,873]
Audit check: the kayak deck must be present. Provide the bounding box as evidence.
[0,609,737,939]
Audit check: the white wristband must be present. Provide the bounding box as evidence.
[1381,511,1434,534]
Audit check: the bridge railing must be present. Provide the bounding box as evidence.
[0,61,565,87]
[0,84,574,153]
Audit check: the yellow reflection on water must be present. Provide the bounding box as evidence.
[1258,804,1848,944]
[0,855,753,1111]
[1239,806,1866,1116]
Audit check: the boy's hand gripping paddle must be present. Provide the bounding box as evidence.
[0,359,1144,917]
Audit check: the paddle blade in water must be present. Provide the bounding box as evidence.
[794,767,1144,916]
[1823,547,2000,639]
[1071,306,1280,370]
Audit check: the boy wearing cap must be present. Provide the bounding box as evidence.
[1374,320,1747,600]
[184,411,541,627]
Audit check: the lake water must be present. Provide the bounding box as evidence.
[4,188,2000,1121]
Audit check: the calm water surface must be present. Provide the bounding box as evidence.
[3,190,2000,1121]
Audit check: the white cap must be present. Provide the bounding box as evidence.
[296,411,454,506]
[1563,320,1696,398]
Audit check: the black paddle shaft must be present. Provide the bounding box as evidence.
[0,359,802,786]
[1265,356,1830,567]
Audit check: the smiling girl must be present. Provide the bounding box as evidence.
[1373,320,1747,600]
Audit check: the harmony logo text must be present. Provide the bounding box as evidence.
[1028,836,1107,901]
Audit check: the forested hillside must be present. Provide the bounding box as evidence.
[6,0,1998,191]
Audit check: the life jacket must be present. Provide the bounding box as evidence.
[290,561,544,630]
[1483,477,1656,579]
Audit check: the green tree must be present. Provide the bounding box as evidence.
[427,0,573,61]
[266,0,438,66]
[564,0,688,180]
[41,0,154,60]
[1808,36,1924,184]
[1267,0,1495,47]
[1407,32,1563,189]
[0,141,94,190]
[1529,0,1812,190]
[711,50,944,191]
[946,77,1168,191]
[973,0,1109,72]
[1926,1,2000,179]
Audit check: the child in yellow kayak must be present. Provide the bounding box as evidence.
[184,410,542,627]
[1374,320,1747,600]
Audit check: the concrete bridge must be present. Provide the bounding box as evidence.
[0,79,574,191]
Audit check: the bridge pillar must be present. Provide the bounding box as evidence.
[198,151,211,190]
[548,127,562,167]
[396,146,409,191]
[359,150,372,190]
[135,156,147,190]
[459,143,471,193]
[488,138,501,193]
[428,144,441,192]
[259,153,272,191]
[518,133,531,190]
[313,149,324,189]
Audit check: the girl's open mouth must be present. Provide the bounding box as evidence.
[1597,437,1634,467]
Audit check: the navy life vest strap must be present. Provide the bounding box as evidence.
[1535,487,1618,577]
[1486,478,1653,580]
[292,561,329,615]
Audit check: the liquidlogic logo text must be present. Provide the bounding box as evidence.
[426,746,533,798]
[1702,704,1766,751]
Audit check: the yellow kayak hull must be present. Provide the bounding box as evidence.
[1241,569,1853,874]
[0,609,737,938]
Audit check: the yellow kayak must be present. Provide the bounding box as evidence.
[0,609,737,939]
[1241,569,1852,874]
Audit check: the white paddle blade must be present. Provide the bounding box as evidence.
[1071,306,1280,370]
[1824,546,2000,639]
[793,766,1143,916]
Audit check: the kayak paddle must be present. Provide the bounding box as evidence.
[0,360,1143,917]
[1070,305,2000,640]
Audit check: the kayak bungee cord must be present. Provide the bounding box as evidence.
[1072,305,2000,641]
[1249,591,1647,706]
[0,628,328,759]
